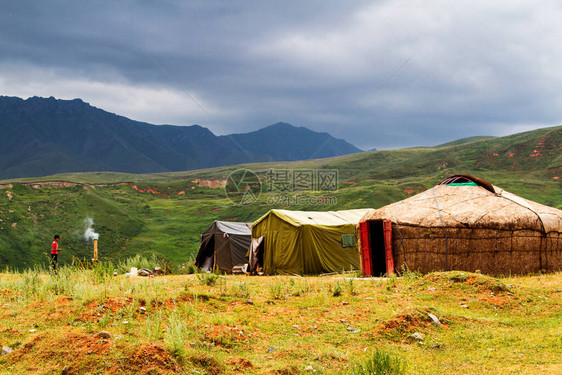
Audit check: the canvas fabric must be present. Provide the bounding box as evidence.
[251,209,371,274]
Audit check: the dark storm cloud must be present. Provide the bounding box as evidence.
[1,1,561,150]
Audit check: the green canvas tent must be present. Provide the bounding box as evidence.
[195,221,252,273]
[249,209,371,275]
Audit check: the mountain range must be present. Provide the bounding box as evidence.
[0,96,361,179]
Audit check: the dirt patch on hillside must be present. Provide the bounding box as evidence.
[374,308,446,341]
[118,343,179,374]
[424,271,511,294]
[9,332,112,372]
[191,179,227,188]
[78,296,138,322]
[8,331,181,374]
[228,357,254,372]
[188,352,225,374]
[203,324,251,349]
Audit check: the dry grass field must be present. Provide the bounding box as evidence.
[0,267,561,374]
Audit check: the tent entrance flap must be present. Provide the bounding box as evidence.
[196,235,215,272]
[248,236,264,274]
[369,220,388,276]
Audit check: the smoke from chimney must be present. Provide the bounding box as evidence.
[84,218,99,241]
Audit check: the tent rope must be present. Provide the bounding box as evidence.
[432,186,449,271]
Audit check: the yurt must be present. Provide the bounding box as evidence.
[359,175,562,276]
[195,221,252,273]
[249,209,372,275]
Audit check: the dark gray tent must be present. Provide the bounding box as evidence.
[195,221,252,273]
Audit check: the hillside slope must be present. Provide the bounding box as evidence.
[0,125,559,270]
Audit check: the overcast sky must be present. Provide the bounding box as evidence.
[1,1,561,150]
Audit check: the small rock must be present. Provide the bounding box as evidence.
[61,366,69,375]
[475,269,481,274]
[427,313,441,325]
[267,346,275,352]
[138,268,153,277]
[139,306,146,312]
[1,346,12,355]
[154,267,164,275]
[460,303,469,309]
[365,297,374,300]
[427,287,437,292]
[94,331,112,339]
[342,301,349,305]
[346,326,355,331]
[431,344,441,349]
[29,329,37,333]
[411,332,424,341]
[304,365,314,371]
[246,299,253,305]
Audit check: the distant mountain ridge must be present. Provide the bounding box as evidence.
[0,96,361,179]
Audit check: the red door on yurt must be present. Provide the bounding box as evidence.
[360,220,394,276]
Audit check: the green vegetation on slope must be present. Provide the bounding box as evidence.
[0,125,560,269]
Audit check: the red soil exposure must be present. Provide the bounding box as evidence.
[9,332,112,364]
[423,273,509,294]
[375,309,434,336]
[78,296,137,322]
[228,357,254,371]
[405,189,415,195]
[119,343,179,374]
[130,184,171,198]
[508,152,514,158]
[191,179,227,188]
[29,296,75,320]
[204,324,250,348]
[9,333,179,375]
[344,181,356,185]
[177,190,185,195]
[189,352,225,375]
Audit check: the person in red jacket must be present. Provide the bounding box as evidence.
[51,235,61,275]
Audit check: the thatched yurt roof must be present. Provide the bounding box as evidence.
[361,177,562,234]
[359,175,562,275]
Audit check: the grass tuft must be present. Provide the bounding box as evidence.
[347,350,407,375]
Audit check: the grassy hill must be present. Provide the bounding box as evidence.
[0,125,560,270]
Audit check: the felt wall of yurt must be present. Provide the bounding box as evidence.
[359,175,562,276]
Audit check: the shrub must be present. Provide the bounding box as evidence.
[197,273,219,286]
[348,349,407,375]
[332,281,343,297]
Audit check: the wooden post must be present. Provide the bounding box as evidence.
[93,238,98,261]
[359,221,372,276]
[383,220,394,275]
